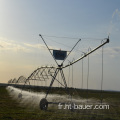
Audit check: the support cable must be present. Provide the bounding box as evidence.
[81,54,83,89]
[101,40,104,104]
[72,63,73,88]
[58,72,59,88]
[87,55,89,103]
[61,72,62,87]
[68,62,70,88]
[87,48,91,103]
[71,58,75,88]
[33,78,35,94]
[71,59,74,102]
[37,77,38,96]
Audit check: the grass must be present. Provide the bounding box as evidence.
[0,86,120,120]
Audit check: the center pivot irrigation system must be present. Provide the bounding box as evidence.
[8,34,109,111]
[38,35,109,110]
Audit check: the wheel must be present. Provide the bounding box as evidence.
[40,98,48,110]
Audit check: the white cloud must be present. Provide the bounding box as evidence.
[0,37,56,53]
[0,38,31,52]
[23,43,46,49]
[24,42,57,50]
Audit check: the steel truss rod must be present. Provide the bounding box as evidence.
[60,69,70,96]
[22,66,56,86]
[45,68,70,99]
[21,67,47,91]
[49,69,69,89]
[62,37,109,69]
[60,70,68,88]
[50,73,66,87]
[45,69,59,99]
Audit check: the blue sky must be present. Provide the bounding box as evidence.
[0,0,120,91]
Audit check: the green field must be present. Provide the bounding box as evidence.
[0,86,120,120]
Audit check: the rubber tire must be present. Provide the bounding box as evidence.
[40,98,48,110]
